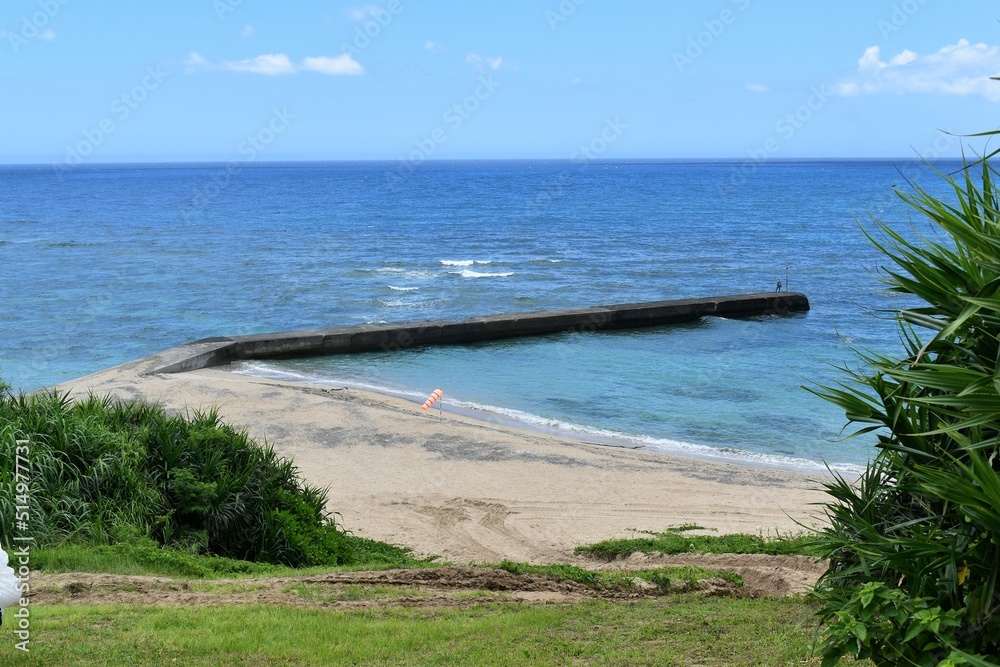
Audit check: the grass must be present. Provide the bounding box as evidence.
[452,590,509,600]
[284,583,430,602]
[8,538,852,664]
[0,598,871,666]
[29,541,434,579]
[498,560,744,591]
[574,524,814,560]
[183,581,274,594]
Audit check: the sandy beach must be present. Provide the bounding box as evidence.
[55,355,831,566]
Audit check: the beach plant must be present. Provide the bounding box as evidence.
[0,389,412,568]
[574,524,812,559]
[808,158,1000,665]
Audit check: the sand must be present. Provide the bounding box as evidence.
[55,357,831,566]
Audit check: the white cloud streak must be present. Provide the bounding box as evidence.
[466,52,505,73]
[835,39,1000,101]
[220,53,296,76]
[346,5,384,21]
[185,52,364,76]
[300,55,364,76]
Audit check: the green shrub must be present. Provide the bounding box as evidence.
[809,160,1000,665]
[499,561,599,587]
[497,560,743,592]
[574,525,813,559]
[0,391,404,568]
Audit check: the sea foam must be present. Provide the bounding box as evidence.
[454,269,514,278]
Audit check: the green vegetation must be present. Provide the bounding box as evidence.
[574,524,813,560]
[32,541,278,578]
[498,560,744,590]
[809,159,1000,664]
[0,387,422,568]
[283,582,432,602]
[0,598,867,666]
[29,541,428,579]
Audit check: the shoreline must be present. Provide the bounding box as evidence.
[228,361,846,476]
[54,357,832,563]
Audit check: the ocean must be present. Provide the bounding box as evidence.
[1,159,954,471]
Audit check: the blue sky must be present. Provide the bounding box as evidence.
[2,0,999,163]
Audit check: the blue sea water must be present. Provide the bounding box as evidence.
[0,160,956,471]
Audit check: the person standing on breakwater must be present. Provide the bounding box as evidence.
[775,280,782,292]
[0,546,23,625]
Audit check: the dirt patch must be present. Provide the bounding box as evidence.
[575,553,827,598]
[30,567,593,609]
[28,556,818,610]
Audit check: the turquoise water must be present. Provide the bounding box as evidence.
[234,314,858,470]
[1,160,950,470]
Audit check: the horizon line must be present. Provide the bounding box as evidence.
[0,156,967,168]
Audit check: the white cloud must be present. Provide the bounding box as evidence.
[183,52,210,74]
[745,82,769,93]
[424,40,446,54]
[835,39,1000,101]
[890,49,917,66]
[241,24,254,38]
[570,76,583,85]
[466,52,504,72]
[346,4,384,21]
[184,52,363,76]
[301,55,364,76]
[858,45,883,72]
[221,53,297,76]
[38,29,55,41]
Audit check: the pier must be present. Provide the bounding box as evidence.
[145,292,808,374]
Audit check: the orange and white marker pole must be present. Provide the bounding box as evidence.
[421,388,443,415]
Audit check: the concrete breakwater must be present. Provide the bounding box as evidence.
[146,292,809,375]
